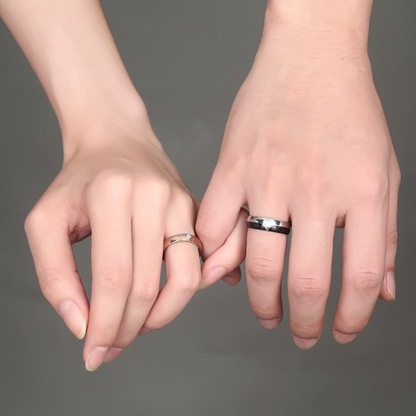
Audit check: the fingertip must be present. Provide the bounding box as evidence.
[222,276,240,286]
[386,270,396,299]
[258,317,281,329]
[333,331,358,344]
[58,299,87,340]
[380,270,396,301]
[85,346,109,372]
[221,267,241,286]
[292,336,318,349]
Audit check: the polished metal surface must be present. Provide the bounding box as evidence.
[163,233,203,255]
[246,216,291,235]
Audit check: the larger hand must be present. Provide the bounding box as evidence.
[197,0,400,349]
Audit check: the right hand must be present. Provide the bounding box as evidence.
[25,113,201,371]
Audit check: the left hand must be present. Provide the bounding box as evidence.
[196,2,400,348]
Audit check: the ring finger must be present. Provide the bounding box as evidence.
[245,201,289,329]
[145,198,201,330]
[287,210,336,349]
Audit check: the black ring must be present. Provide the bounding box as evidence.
[246,216,291,235]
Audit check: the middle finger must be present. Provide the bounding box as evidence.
[287,210,336,349]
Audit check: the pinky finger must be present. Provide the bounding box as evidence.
[380,165,400,301]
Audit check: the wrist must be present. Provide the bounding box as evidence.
[263,0,373,60]
[61,96,161,164]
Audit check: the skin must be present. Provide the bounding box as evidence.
[0,0,400,373]
[0,0,201,371]
[197,0,400,348]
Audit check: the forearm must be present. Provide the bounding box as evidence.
[0,0,147,154]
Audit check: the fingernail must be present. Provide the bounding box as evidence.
[58,300,86,340]
[104,348,123,363]
[333,331,358,344]
[258,317,281,329]
[386,271,396,300]
[201,266,226,289]
[222,276,239,286]
[138,327,151,335]
[292,336,318,349]
[85,347,109,372]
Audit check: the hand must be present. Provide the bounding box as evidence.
[25,116,201,370]
[197,2,400,349]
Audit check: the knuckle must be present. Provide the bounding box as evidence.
[350,270,383,294]
[395,166,402,187]
[173,189,195,211]
[174,273,200,295]
[291,322,320,338]
[358,174,389,203]
[387,230,398,247]
[130,281,159,303]
[390,157,401,186]
[250,301,279,320]
[290,276,327,301]
[91,170,134,201]
[337,316,369,334]
[99,266,132,293]
[140,176,172,201]
[38,268,63,300]
[247,257,278,285]
[24,205,48,235]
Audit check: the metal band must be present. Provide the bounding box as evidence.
[163,234,203,256]
[246,216,291,235]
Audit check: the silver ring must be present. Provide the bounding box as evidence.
[163,234,203,258]
[246,216,291,235]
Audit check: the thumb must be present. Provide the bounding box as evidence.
[200,208,248,289]
[196,166,246,288]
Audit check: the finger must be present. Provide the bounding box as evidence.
[380,165,400,301]
[245,204,289,330]
[196,166,245,257]
[25,205,89,340]
[84,187,133,372]
[287,212,335,349]
[145,192,200,330]
[200,208,248,289]
[145,238,201,330]
[333,197,388,344]
[108,202,164,355]
[222,268,242,287]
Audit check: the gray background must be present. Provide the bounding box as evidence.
[1,0,415,415]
